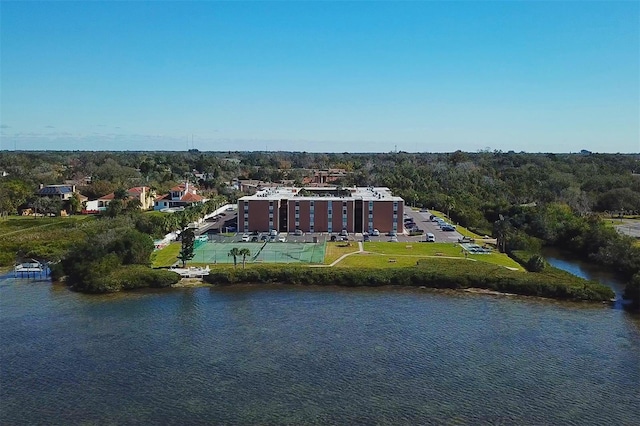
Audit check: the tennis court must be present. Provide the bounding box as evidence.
[192,241,326,264]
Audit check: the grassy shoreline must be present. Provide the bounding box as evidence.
[201,260,614,303]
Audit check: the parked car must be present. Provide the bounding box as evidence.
[362,231,369,237]
[371,229,380,236]
[261,235,268,241]
[388,236,399,242]
[441,225,455,231]
[251,236,259,242]
[269,229,278,237]
[340,229,348,236]
[294,229,303,236]
[387,231,397,237]
[426,233,436,242]
[241,234,250,242]
[278,236,286,242]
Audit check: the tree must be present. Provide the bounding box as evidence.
[125,198,142,212]
[239,248,251,269]
[526,254,546,272]
[0,180,32,216]
[177,228,195,267]
[114,187,129,200]
[228,247,240,268]
[67,192,82,215]
[104,199,124,218]
[493,215,511,253]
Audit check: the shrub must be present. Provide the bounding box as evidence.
[526,254,546,272]
[203,262,614,302]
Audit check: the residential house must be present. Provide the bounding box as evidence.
[154,182,207,211]
[84,186,154,213]
[36,184,77,201]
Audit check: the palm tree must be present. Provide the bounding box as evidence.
[239,248,251,269]
[228,247,240,268]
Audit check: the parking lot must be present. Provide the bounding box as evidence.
[200,208,463,245]
[195,202,466,243]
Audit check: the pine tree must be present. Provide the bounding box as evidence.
[177,228,196,267]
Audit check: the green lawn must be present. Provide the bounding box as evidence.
[337,241,523,270]
[0,215,96,267]
[151,242,181,268]
[0,215,90,234]
[324,241,360,264]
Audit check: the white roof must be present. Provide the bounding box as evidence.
[239,186,403,202]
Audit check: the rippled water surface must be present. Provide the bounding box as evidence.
[1,276,639,425]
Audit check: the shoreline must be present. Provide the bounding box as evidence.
[1,273,615,306]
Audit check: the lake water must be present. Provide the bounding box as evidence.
[1,273,639,425]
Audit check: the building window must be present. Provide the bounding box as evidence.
[244,221,249,229]
[244,213,249,219]
[269,213,273,219]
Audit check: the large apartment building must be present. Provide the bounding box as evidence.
[238,187,404,234]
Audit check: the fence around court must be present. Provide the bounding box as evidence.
[191,241,326,264]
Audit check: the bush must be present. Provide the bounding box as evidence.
[526,254,546,272]
[70,265,180,293]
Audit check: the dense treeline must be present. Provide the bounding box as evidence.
[51,218,180,293]
[202,261,614,302]
[1,150,638,306]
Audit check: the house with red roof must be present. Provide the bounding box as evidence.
[154,182,207,211]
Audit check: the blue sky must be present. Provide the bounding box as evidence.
[1,1,638,153]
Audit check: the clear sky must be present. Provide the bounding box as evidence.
[1,1,638,153]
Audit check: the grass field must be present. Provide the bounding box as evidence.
[324,241,360,264]
[0,215,90,234]
[151,243,181,268]
[0,216,96,267]
[337,241,523,270]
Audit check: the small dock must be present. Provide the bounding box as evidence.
[14,260,49,278]
[169,265,211,278]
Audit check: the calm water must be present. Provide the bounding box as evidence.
[543,247,630,298]
[1,274,639,425]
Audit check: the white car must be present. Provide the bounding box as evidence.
[241,234,250,242]
[278,236,286,243]
[372,229,380,236]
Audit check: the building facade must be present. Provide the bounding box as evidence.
[238,187,404,234]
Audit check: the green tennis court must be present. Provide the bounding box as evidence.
[192,241,326,264]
